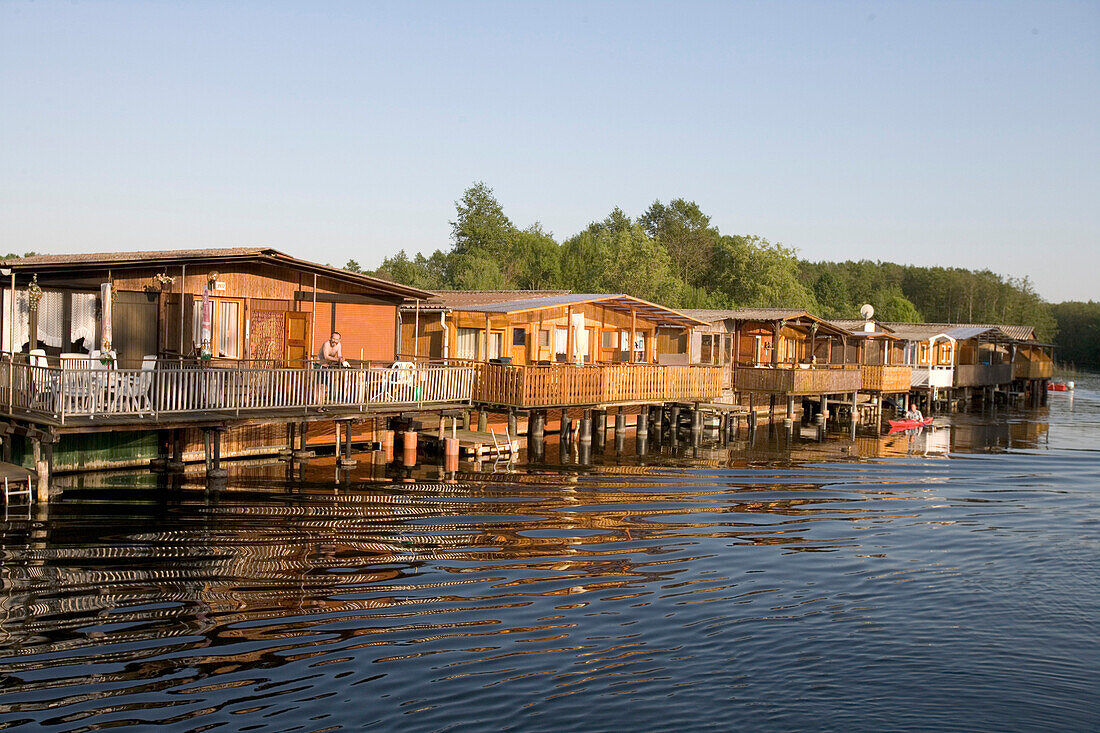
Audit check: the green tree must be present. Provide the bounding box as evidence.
[1051,301,1100,369]
[871,286,923,322]
[374,250,448,290]
[450,181,515,262]
[813,269,851,317]
[511,224,562,290]
[344,259,362,273]
[639,199,720,288]
[561,212,681,304]
[708,235,818,309]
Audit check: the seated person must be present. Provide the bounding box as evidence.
[906,406,924,422]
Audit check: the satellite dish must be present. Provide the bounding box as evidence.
[860,304,874,320]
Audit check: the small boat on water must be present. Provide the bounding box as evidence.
[1048,381,1075,392]
[888,417,934,432]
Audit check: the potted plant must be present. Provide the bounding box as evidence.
[27,275,42,312]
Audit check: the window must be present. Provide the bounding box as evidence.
[512,327,526,346]
[456,327,480,360]
[489,332,503,360]
[918,342,930,365]
[217,301,240,358]
[633,331,646,355]
[701,335,714,364]
[602,330,617,349]
[193,298,242,358]
[554,326,568,356]
[538,329,550,348]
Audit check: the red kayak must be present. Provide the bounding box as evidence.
[1048,382,1069,392]
[888,417,934,431]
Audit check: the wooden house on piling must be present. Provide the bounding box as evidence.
[885,322,1019,410]
[680,309,863,422]
[1004,326,1054,404]
[398,292,725,435]
[829,318,912,418]
[0,248,477,488]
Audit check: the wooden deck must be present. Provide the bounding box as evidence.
[474,363,723,409]
[0,360,474,427]
[954,363,1013,387]
[734,365,862,396]
[421,429,520,458]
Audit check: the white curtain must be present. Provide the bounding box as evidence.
[37,290,64,348]
[571,313,587,363]
[217,301,240,358]
[192,302,204,348]
[554,326,568,357]
[455,327,479,360]
[1,289,30,353]
[71,292,97,349]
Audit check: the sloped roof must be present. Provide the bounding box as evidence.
[427,290,571,309]
[681,307,814,323]
[887,323,1016,343]
[1,247,434,299]
[2,247,267,267]
[438,292,706,328]
[830,319,897,333]
[883,322,1035,341]
[680,308,850,337]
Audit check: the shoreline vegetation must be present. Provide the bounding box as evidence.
[352,182,1096,369]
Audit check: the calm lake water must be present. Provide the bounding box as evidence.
[2,378,1098,731]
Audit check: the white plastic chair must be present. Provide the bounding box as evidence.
[390,361,417,401]
[28,349,56,410]
[129,355,157,414]
[60,352,96,413]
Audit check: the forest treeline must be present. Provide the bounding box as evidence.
[361,183,1092,353]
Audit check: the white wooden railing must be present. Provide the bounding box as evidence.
[0,360,474,423]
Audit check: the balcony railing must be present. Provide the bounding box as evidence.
[860,364,912,392]
[911,364,954,388]
[0,360,474,423]
[1013,360,1054,380]
[475,363,723,408]
[954,363,1013,388]
[734,365,862,395]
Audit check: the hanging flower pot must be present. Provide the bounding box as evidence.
[27,275,43,312]
[153,272,175,290]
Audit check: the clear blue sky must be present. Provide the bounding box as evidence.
[2,1,1097,301]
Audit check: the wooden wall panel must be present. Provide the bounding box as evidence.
[332,303,396,362]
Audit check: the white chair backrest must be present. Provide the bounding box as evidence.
[141,355,157,371]
[29,349,48,368]
[392,361,415,370]
[61,353,91,369]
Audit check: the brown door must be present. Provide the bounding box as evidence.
[510,326,527,365]
[114,291,159,366]
[285,312,311,366]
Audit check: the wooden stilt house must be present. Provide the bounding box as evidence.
[400,292,722,409]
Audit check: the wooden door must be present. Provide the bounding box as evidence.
[114,291,159,366]
[510,326,527,365]
[285,312,311,366]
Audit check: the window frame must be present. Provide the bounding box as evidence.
[192,296,244,359]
